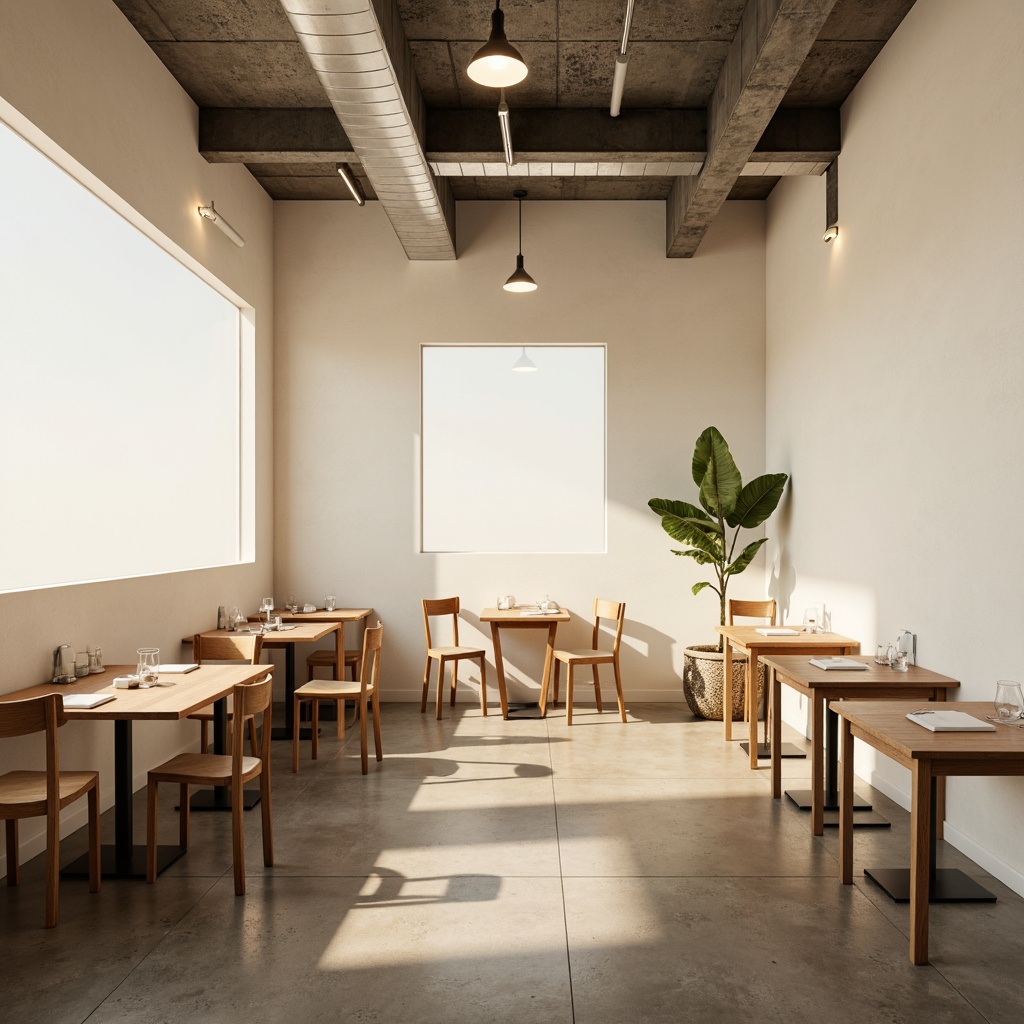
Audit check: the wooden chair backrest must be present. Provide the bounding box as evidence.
[727,599,777,626]
[422,597,460,649]
[358,621,384,696]
[0,693,64,805]
[193,633,264,664]
[230,674,274,768]
[592,599,626,654]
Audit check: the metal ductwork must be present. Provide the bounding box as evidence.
[280,0,456,260]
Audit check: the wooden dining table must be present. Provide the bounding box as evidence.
[715,625,860,768]
[761,655,959,834]
[479,607,570,719]
[0,662,269,879]
[196,622,345,740]
[834,700,1019,965]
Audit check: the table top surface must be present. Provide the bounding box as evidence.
[247,608,372,623]
[199,623,339,644]
[716,625,859,651]
[761,654,959,689]
[480,607,571,623]
[0,663,270,720]
[832,700,1024,759]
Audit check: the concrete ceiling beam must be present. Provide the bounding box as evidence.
[666,0,841,258]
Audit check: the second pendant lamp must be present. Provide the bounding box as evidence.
[468,1,529,88]
[504,189,537,293]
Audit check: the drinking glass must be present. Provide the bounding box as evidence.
[260,596,274,623]
[993,680,1024,721]
[137,647,159,685]
[325,594,337,612]
[874,644,891,665]
[287,595,298,613]
[802,608,818,633]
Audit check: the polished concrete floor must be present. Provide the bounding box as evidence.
[3,702,1024,1024]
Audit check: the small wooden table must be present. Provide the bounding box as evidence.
[0,663,269,879]
[762,656,959,834]
[197,622,343,740]
[835,701,1018,965]
[479,607,570,719]
[715,625,860,768]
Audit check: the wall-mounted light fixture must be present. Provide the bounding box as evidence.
[468,1,528,88]
[610,0,636,117]
[197,201,245,247]
[337,162,366,206]
[503,189,537,292]
[511,346,537,372]
[823,159,839,243]
[498,90,515,166]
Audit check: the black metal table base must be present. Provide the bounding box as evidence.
[786,787,872,812]
[865,867,997,903]
[185,786,261,812]
[506,701,542,719]
[740,741,806,759]
[62,843,185,880]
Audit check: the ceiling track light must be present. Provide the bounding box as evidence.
[503,188,537,293]
[468,1,528,89]
[498,90,515,166]
[610,0,636,117]
[511,346,537,372]
[337,162,366,206]
[823,159,839,243]
[197,201,245,247]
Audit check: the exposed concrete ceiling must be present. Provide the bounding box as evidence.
[111,0,917,257]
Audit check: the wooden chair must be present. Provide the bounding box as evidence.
[188,633,263,756]
[146,674,274,896]
[552,599,627,726]
[304,647,363,737]
[421,598,488,720]
[0,694,100,927]
[293,621,384,775]
[728,598,776,740]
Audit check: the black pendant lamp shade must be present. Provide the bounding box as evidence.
[468,2,529,88]
[503,189,537,293]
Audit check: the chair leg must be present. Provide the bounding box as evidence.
[371,690,383,762]
[421,658,432,714]
[44,806,59,928]
[612,657,626,723]
[478,655,488,715]
[312,700,320,761]
[260,763,274,868]
[337,697,344,739]
[359,697,370,775]
[435,659,445,721]
[146,780,158,884]
[179,783,190,848]
[200,719,209,754]
[231,775,245,896]
[567,664,575,727]
[449,659,458,707]
[292,696,301,773]
[248,717,258,757]
[87,783,101,895]
[553,661,560,705]
[593,665,603,712]
[5,819,18,886]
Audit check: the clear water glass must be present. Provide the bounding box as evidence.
[325,594,336,612]
[994,680,1024,721]
[137,647,159,685]
[260,596,274,623]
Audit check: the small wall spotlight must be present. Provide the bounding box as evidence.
[823,224,839,243]
[197,201,245,247]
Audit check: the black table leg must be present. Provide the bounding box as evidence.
[865,778,996,903]
[272,642,313,739]
[786,705,889,828]
[62,720,186,880]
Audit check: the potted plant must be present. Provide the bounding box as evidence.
[648,426,788,720]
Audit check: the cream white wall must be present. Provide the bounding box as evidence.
[274,200,767,703]
[0,0,274,875]
[765,0,1024,891]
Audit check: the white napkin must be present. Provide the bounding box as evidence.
[302,603,317,612]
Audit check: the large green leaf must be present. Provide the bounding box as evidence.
[698,430,741,520]
[672,547,718,566]
[729,473,789,529]
[691,426,721,486]
[724,537,768,577]
[648,499,717,548]
[691,581,718,596]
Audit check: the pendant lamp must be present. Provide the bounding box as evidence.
[503,189,537,293]
[468,1,528,88]
[511,346,537,372]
